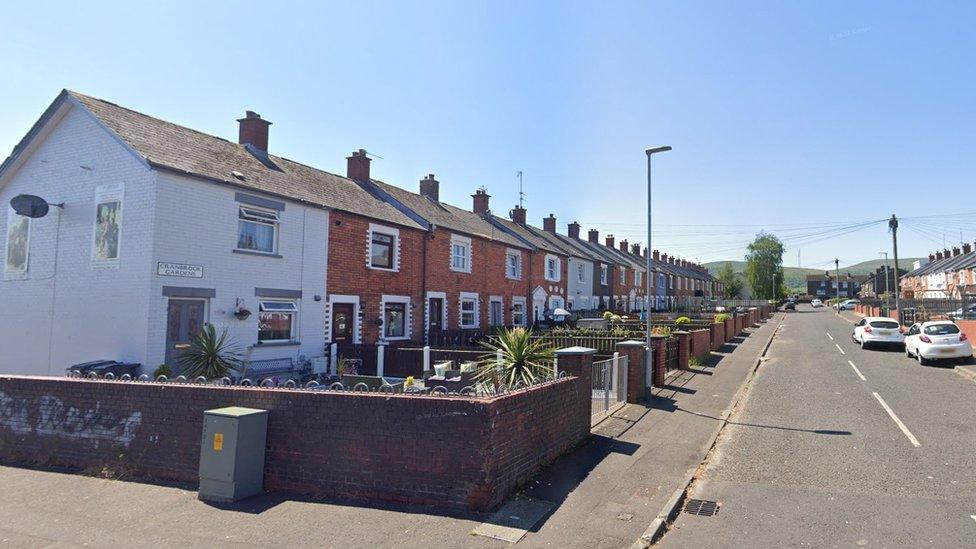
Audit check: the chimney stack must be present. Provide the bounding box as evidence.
[661,253,668,264]
[511,205,527,225]
[420,174,439,201]
[605,234,615,249]
[964,243,973,254]
[653,250,660,261]
[929,254,936,262]
[642,247,648,258]
[588,229,599,244]
[472,188,490,214]
[632,243,641,255]
[619,239,628,252]
[953,247,961,257]
[238,111,271,152]
[346,149,371,182]
[568,221,581,239]
[936,251,944,260]
[681,259,687,267]
[543,213,557,233]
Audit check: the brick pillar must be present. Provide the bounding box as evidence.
[710,322,723,351]
[674,331,691,370]
[725,318,734,341]
[649,336,667,388]
[615,340,646,403]
[555,346,596,436]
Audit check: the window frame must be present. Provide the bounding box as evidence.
[577,262,585,283]
[489,296,504,327]
[544,254,561,282]
[600,264,608,285]
[619,267,626,285]
[505,249,522,280]
[381,296,410,340]
[450,234,472,273]
[459,292,479,328]
[368,223,399,271]
[4,207,31,280]
[257,298,298,343]
[237,205,280,255]
[511,297,527,327]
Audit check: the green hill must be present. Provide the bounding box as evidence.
[704,258,924,292]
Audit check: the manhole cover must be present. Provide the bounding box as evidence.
[684,499,720,516]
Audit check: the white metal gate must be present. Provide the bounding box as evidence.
[591,354,628,425]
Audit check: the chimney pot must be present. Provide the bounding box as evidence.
[661,253,668,263]
[346,149,371,182]
[936,251,944,260]
[238,111,272,152]
[568,221,581,239]
[653,249,660,261]
[953,247,961,257]
[588,229,599,244]
[929,254,935,261]
[543,213,556,233]
[642,247,648,258]
[472,188,491,214]
[420,174,440,201]
[964,243,973,254]
[605,234,615,249]
[619,239,628,253]
[510,205,527,225]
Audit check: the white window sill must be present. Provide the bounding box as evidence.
[234,249,282,259]
[368,265,399,272]
[382,336,410,341]
[252,340,300,347]
[451,267,472,274]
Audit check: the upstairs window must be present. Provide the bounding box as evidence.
[5,207,30,279]
[506,250,521,279]
[545,255,560,281]
[600,264,608,285]
[619,267,626,285]
[451,235,472,273]
[369,228,397,270]
[577,263,585,283]
[238,206,278,254]
[635,270,642,286]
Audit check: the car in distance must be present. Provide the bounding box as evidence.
[833,299,860,311]
[852,317,904,349]
[784,301,796,311]
[904,321,973,365]
[811,299,823,308]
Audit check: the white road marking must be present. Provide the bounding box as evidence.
[847,360,866,381]
[826,332,834,341]
[872,392,921,447]
[971,514,976,526]
[835,343,846,355]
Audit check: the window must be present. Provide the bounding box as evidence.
[506,250,521,279]
[238,206,278,254]
[384,302,406,338]
[669,275,674,289]
[658,274,665,289]
[635,270,642,286]
[489,297,503,327]
[577,263,585,283]
[620,267,626,285]
[369,225,397,270]
[451,235,471,272]
[545,254,560,281]
[5,207,30,279]
[258,300,297,342]
[460,294,478,328]
[511,298,526,326]
[600,264,608,285]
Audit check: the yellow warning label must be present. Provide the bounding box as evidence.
[213,432,224,452]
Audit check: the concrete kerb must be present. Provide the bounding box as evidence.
[630,313,784,549]
[955,364,976,383]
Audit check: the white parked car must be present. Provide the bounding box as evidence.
[904,321,973,365]
[811,299,823,308]
[852,317,904,349]
[833,299,860,311]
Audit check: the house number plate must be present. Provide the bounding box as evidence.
[157,262,203,278]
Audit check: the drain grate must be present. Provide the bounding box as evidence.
[684,499,720,516]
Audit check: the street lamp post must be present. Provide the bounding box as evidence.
[645,145,671,401]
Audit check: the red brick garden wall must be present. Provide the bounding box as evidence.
[689,329,712,360]
[0,375,587,511]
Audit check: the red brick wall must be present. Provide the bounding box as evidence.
[689,329,711,360]
[525,247,568,317]
[327,211,427,344]
[710,322,724,350]
[956,320,976,351]
[0,375,588,511]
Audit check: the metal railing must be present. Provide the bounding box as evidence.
[664,337,679,372]
[591,354,628,424]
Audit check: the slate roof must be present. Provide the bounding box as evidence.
[371,180,529,249]
[66,91,424,229]
[490,218,576,256]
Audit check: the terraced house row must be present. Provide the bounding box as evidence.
[0,90,720,376]
[900,244,976,299]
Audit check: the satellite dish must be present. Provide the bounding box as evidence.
[10,194,52,218]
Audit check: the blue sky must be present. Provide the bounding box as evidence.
[2,1,974,269]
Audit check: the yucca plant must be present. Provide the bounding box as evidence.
[178,325,244,380]
[475,327,556,389]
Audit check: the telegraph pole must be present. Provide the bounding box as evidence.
[890,214,901,321]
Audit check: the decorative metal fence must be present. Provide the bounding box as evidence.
[664,337,679,372]
[591,355,628,423]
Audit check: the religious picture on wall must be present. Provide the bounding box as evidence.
[91,183,123,268]
[4,207,30,279]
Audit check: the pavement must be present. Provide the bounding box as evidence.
[0,315,781,548]
[659,305,976,548]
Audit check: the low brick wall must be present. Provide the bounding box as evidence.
[0,374,589,511]
[689,329,711,361]
[710,322,724,351]
[957,320,976,351]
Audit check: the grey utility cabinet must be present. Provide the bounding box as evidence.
[198,406,269,503]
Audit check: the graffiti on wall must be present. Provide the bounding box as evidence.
[0,391,141,447]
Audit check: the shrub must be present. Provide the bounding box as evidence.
[714,313,730,323]
[675,316,692,326]
[152,364,172,379]
[603,311,613,320]
[476,327,556,388]
[178,325,244,380]
[652,325,672,336]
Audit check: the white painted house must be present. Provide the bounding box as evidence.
[0,90,414,376]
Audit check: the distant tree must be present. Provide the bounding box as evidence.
[717,262,744,299]
[744,233,785,300]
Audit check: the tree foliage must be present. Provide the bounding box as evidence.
[716,262,744,299]
[744,233,785,300]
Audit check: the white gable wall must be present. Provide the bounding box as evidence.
[0,103,156,375]
[566,256,594,311]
